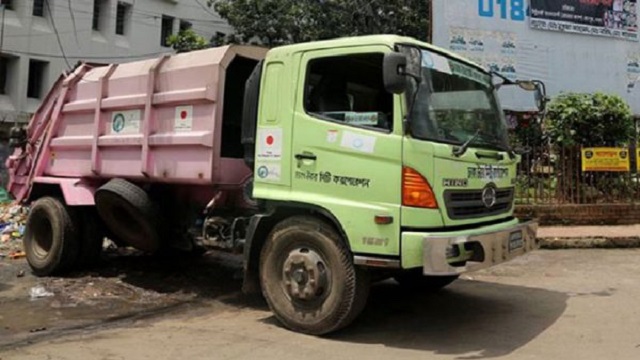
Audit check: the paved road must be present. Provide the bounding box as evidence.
[2,249,640,360]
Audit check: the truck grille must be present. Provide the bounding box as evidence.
[443,187,514,220]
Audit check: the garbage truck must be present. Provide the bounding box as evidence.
[6,35,545,335]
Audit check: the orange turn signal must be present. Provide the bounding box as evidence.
[402,167,438,209]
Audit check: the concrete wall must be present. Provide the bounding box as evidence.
[0,0,232,124]
[515,204,640,225]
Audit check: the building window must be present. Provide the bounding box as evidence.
[179,20,192,32]
[305,53,393,131]
[92,0,109,31]
[0,56,12,95]
[33,0,46,17]
[27,60,48,99]
[161,15,174,47]
[0,58,6,95]
[1,0,14,11]
[116,2,131,35]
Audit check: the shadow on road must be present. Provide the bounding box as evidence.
[326,279,568,359]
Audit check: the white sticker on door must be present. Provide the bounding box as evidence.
[340,131,376,153]
[255,163,281,182]
[326,130,339,143]
[257,128,283,161]
[111,110,141,134]
[174,106,193,132]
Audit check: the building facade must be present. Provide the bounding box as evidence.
[0,0,231,124]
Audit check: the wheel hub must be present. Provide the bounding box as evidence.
[282,248,328,301]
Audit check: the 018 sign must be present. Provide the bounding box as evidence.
[478,0,527,21]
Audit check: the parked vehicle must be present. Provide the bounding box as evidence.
[6,35,545,335]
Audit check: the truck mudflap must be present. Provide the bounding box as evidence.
[423,219,539,276]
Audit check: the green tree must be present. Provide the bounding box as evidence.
[546,92,633,147]
[167,28,210,53]
[544,92,635,203]
[208,0,430,47]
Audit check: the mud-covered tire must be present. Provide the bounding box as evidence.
[24,197,79,276]
[394,270,459,291]
[94,179,160,253]
[72,208,105,268]
[259,216,370,335]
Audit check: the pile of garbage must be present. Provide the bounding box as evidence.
[0,202,28,260]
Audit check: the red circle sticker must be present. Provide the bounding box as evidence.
[180,111,188,120]
[266,135,274,146]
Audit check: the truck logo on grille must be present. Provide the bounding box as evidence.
[482,186,497,208]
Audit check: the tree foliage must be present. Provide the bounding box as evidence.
[545,92,634,147]
[167,29,210,53]
[208,0,430,47]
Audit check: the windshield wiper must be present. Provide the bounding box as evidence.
[452,129,481,157]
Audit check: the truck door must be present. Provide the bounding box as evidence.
[290,48,403,256]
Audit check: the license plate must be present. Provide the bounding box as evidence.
[508,230,524,252]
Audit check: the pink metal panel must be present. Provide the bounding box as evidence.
[142,55,170,177]
[8,45,268,204]
[92,64,119,175]
[32,177,97,206]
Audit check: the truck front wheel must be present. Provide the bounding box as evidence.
[259,216,369,335]
[24,197,79,276]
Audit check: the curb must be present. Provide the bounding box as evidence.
[539,237,640,249]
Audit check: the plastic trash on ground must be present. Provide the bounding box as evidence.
[30,286,55,299]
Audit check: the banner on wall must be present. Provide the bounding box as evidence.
[530,0,639,41]
[581,147,630,172]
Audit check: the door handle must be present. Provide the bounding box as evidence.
[475,151,504,161]
[295,153,317,161]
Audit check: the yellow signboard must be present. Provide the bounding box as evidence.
[581,148,630,172]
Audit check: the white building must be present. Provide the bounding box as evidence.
[0,0,232,124]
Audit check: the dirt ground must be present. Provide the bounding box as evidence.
[0,248,245,347]
[2,249,640,359]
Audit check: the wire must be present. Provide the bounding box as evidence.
[3,48,173,60]
[67,0,80,47]
[195,0,218,17]
[44,0,72,69]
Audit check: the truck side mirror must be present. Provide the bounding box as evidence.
[516,80,537,92]
[534,89,547,112]
[516,80,548,112]
[383,52,408,94]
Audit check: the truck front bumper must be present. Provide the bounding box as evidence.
[398,219,538,275]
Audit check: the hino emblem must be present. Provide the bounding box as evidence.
[482,186,497,208]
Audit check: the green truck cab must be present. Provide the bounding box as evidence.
[243,35,542,334]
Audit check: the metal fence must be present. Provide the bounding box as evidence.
[508,111,640,205]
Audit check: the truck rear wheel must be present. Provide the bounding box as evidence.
[94,179,160,253]
[24,197,79,276]
[259,216,370,335]
[394,270,459,291]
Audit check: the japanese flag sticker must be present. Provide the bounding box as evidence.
[257,128,283,160]
[175,106,193,131]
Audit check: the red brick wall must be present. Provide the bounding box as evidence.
[515,204,640,226]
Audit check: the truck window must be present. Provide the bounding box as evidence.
[305,53,392,131]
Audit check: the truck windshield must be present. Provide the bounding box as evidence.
[405,49,509,151]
